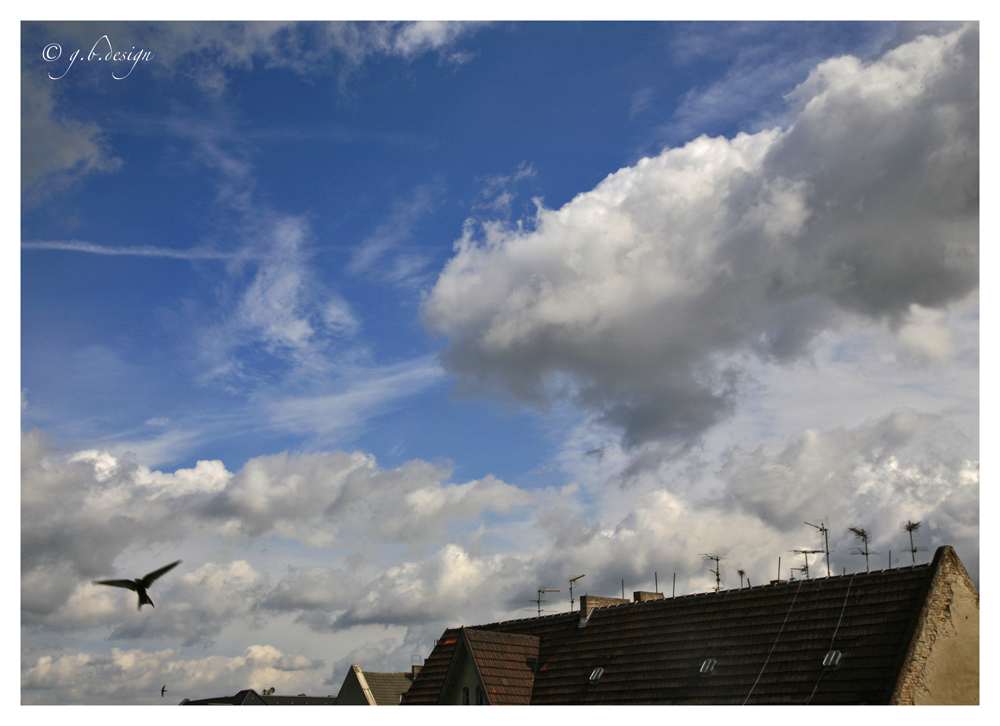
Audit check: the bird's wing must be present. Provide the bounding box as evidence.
[141,560,181,587]
[93,579,138,591]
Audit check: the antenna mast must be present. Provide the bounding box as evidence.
[791,549,824,580]
[903,521,928,565]
[531,588,560,616]
[737,569,746,589]
[701,554,724,592]
[568,575,585,612]
[805,521,832,577]
[848,527,879,572]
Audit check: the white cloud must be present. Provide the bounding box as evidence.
[20,72,122,205]
[106,560,270,645]
[300,405,978,630]
[896,304,957,363]
[263,566,366,614]
[473,162,537,217]
[97,428,214,470]
[423,24,978,451]
[348,181,440,286]
[216,449,532,547]
[22,398,977,700]
[21,429,535,631]
[22,644,327,705]
[629,87,653,119]
[235,218,319,350]
[664,22,897,143]
[195,213,361,383]
[333,543,522,629]
[390,21,483,60]
[266,357,444,442]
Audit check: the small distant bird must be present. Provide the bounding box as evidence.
[161,685,167,697]
[93,560,181,611]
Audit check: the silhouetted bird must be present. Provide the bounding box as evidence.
[93,560,181,611]
[161,685,167,697]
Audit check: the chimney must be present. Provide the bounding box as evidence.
[633,590,665,603]
[579,594,630,616]
[411,665,422,679]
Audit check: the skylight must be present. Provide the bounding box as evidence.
[700,658,717,676]
[823,650,842,669]
[589,667,604,684]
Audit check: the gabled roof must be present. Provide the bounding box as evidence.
[361,671,416,705]
[461,629,540,705]
[335,663,416,704]
[404,546,974,705]
[401,632,461,704]
[233,689,267,705]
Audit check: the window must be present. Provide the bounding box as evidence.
[476,686,484,704]
[823,650,842,669]
[700,658,717,676]
[589,667,604,684]
[462,686,469,705]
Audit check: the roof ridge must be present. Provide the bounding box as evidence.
[472,562,938,625]
[475,610,578,628]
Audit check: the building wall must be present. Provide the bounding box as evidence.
[335,665,374,705]
[892,547,980,705]
[441,647,486,705]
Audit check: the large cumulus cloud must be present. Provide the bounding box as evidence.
[422,24,978,449]
[20,430,534,637]
[288,406,977,633]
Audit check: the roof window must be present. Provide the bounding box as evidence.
[589,667,604,684]
[823,650,842,669]
[700,658,717,676]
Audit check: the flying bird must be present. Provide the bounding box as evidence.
[93,560,181,611]
[161,685,167,697]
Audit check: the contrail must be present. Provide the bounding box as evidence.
[21,240,247,260]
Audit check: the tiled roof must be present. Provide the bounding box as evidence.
[401,632,461,703]
[260,694,338,705]
[464,629,540,705]
[361,671,415,705]
[405,547,963,705]
[180,689,337,705]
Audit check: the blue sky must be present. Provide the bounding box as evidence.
[20,19,979,705]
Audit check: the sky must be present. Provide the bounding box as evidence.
[18,17,980,706]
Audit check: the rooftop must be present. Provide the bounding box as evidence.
[404,547,972,705]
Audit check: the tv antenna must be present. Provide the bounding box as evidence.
[737,569,747,589]
[902,521,928,565]
[848,527,879,572]
[805,520,832,577]
[531,588,561,616]
[568,575,585,612]
[701,554,725,592]
[791,549,824,580]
